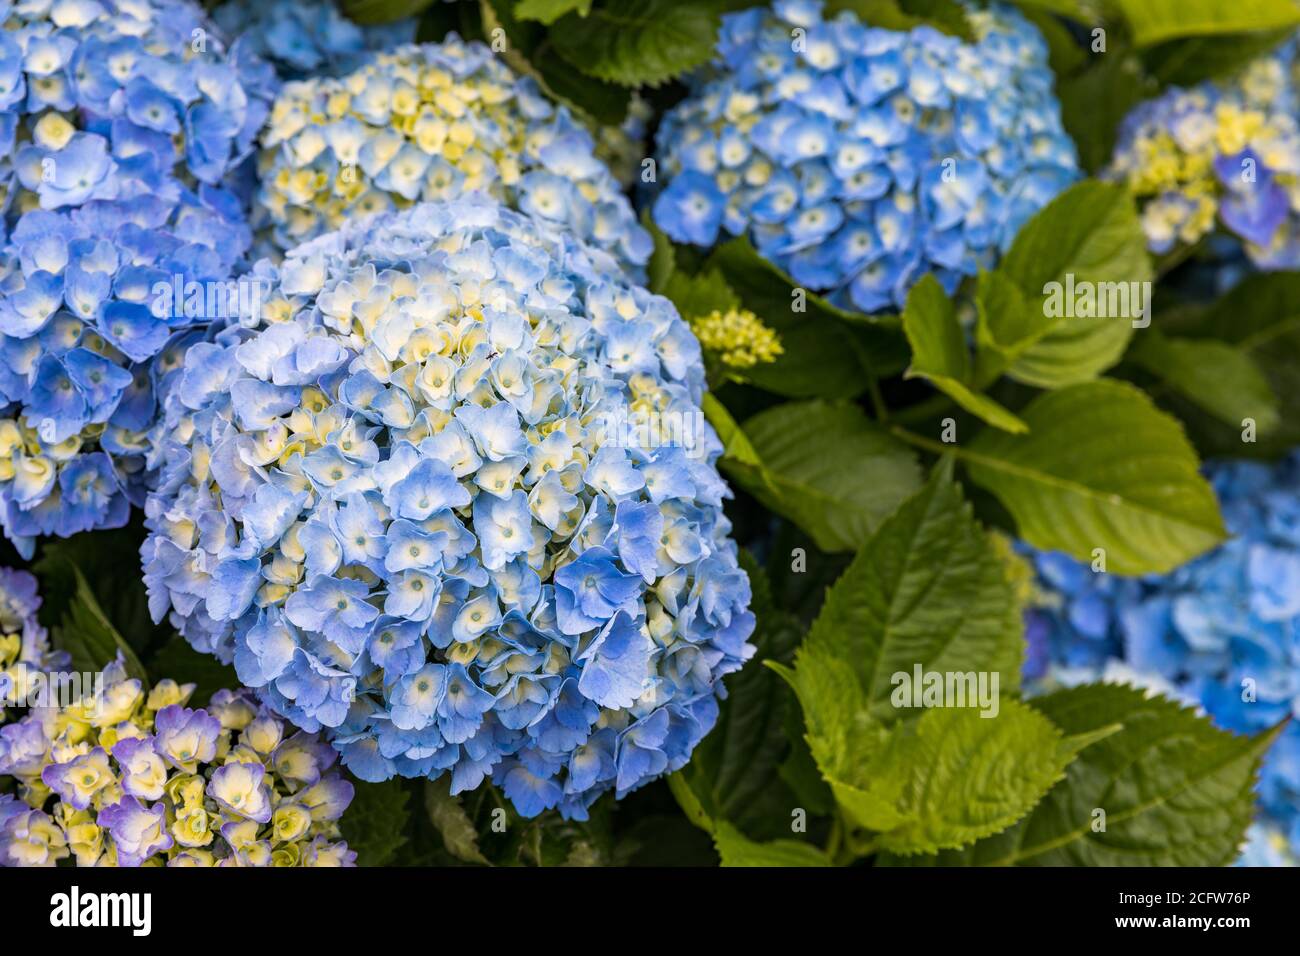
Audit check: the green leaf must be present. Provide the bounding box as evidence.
[663,266,741,321]
[424,778,490,864]
[884,684,1282,865]
[35,526,169,659]
[1016,6,1087,75]
[709,237,910,396]
[701,392,764,473]
[725,400,923,552]
[515,0,591,24]
[1144,28,1294,86]
[145,637,239,708]
[1112,0,1300,47]
[1129,331,1280,433]
[975,181,1152,389]
[673,552,807,840]
[339,778,410,866]
[342,0,437,26]
[1159,271,1300,457]
[824,700,1089,854]
[481,0,630,124]
[714,820,831,866]
[902,275,1028,433]
[1057,54,1150,174]
[643,212,676,296]
[999,0,1089,18]
[964,379,1226,574]
[551,0,725,87]
[799,463,1025,722]
[823,0,973,38]
[667,773,715,832]
[36,557,147,683]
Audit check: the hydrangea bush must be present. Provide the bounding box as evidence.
[255,35,651,273]
[651,0,1079,313]
[0,0,1291,873]
[0,657,355,866]
[0,0,278,554]
[1108,36,1300,269]
[1025,453,1300,857]
[142,196,755,819]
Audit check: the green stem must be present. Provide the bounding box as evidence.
[865,377,889,423]
[889,424,961,458]
[891,393,955,426]
[824,816,843,860]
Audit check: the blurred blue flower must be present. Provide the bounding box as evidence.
[213,0,416,80]
[1108,35,1300,269]
[1025,452,1300,863]
[651,0,1079,313]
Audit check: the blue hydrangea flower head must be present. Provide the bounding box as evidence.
[0,0,279,554]
[650,0,1080,313]
[1025,451,1300,860]
[255,35,651,276]
[212,0,417,80]
[1107,35,1300,269]
[142,195,755,820]
[0,654,356,866]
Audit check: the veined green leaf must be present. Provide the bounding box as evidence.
[965,379,1226,574]
[725,401,923,552]
[551,0,725,87]
[424,778,490,864]
[801,463,1024,720]
[1113,0,1300,47]
[714,820,832,866]
[1129,331,1280,432]
[340,778,410,866]
[514,0,591,24]
[903,275,1028,433]
[975,181,1152,388]
[883,683,1282,865]
[37,557,147,683]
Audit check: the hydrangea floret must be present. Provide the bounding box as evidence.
[1107,37,1300,269]
[650,0,1079,313]
[0,0,279,553]
[0,656,356,866]
[141,196,756,820]
[255,34,651,275]
[0,567,66,723]
[1024,452,1300,858]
